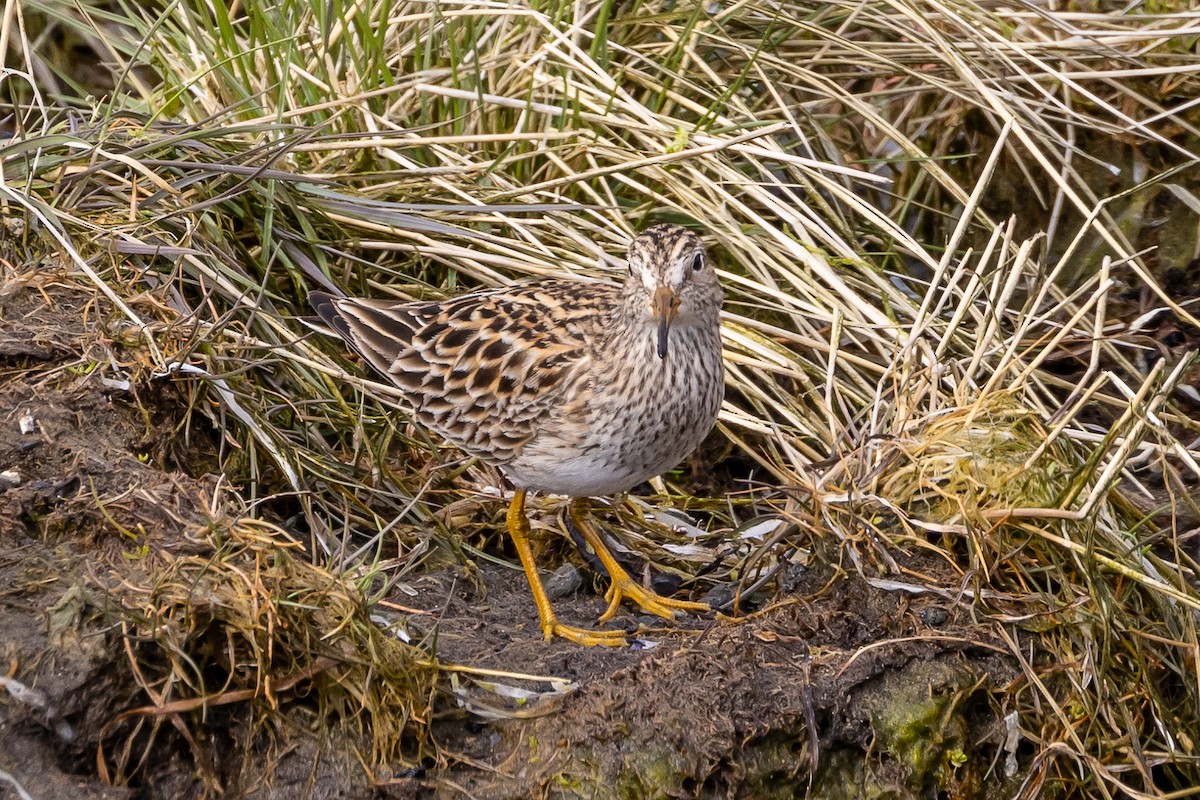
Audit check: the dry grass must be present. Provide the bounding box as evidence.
[98,516,435,784]
[6,0,1200,794]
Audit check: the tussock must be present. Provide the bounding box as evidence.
[100,517,435,783]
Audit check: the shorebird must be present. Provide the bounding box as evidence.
[312,224,724,645]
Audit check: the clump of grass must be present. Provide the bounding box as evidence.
[871,394,1069,529]
[100,516,435,785]
[808,228,1200,796]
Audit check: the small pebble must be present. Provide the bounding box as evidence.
[702,582,738,611]
[0,469,21,490]
[650,571,683,596]
[780,563,808,594]
[544,563,583,600]
[921,607,949,627]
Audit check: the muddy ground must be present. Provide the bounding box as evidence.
[0,272,1023,799]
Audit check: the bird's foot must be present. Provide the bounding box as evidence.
[565,497,709,625]
[509,488,630,647]
[541,617,629,647]
[598,572,710,624]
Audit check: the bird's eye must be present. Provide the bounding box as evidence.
[692,253,704,271]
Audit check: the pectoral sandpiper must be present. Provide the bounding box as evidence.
[312,224,724,646]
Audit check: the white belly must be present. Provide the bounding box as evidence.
[502,424,710,497]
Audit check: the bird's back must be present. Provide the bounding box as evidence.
[311,282,617,465]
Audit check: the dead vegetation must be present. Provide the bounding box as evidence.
[98,516,436,785]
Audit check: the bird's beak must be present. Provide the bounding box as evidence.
[652,286,680,359]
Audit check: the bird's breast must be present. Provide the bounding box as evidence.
[502,322,723,497]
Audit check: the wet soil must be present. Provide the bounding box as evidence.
[0,272,1021,799]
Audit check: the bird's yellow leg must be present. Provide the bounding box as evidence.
[567,498,710,624]
[506,489,627,647]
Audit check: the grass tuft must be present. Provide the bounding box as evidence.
[100,516,435,784]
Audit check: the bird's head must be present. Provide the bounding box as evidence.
[624,224,723,359]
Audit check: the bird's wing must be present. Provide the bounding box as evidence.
[311,282,616,463]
